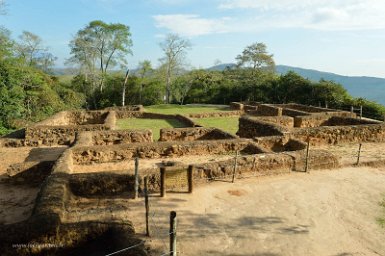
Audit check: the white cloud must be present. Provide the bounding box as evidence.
[218,0,385,30]
[153,14,230,37]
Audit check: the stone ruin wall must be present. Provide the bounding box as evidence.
[294,112,358,128]
[187,111,243,118]
[292,123,385,145]
[237,116,288,138]
[71,139,265,165]
[159,127,237,142]
[244,115,294,128]
[91,130,153,146]
[277,103,331,113]
[253,104,283,116]
[24,111,117,146]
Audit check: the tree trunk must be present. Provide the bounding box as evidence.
[122,69,129,106]
[166,64,171,104]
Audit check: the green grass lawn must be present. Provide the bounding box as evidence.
[193,117,239,135]
[116,118,186,141]
[144,104,230,115]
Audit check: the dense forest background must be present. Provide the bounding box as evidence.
[1,14,384,135]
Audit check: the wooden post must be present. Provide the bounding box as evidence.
[187,166,193,193]
[134,157,139,199]
[252,155,257,176]
[360,105,363,119]
[232,151,239,183]
[304,140,310,172]
[169,211,177,256]
[144,176,150,237]
[356,143,362,165]
[160,167,166,197]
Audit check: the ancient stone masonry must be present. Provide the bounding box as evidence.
[245,115,294,128]
[87,129,153,146]
[72,139,265,164]
[291,123,385,145]
[187,111,243,118]
[276,103,331,113]
[159,127,237,142]
[294,112,358,128]
[253,104,283,116]
[237,116,289,138]
[24,111,116,146]
[2,103,384,255]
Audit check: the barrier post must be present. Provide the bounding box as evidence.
[144,176,150,237]
[160,167,166,197]
[360,105,363,119]
[170,211,177,256]
[304,140,310,172]
[356,143,362,165]
[134,157,139,199]
[187,166,193,193]
[232,150,239,183]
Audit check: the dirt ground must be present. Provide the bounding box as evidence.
[316,142,385,166]
[127,167,385,256]
[0,146,67,225]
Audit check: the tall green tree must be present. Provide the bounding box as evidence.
[0,27,13,60]
[159,33,191,103]
[15,31,57,72]
[68,20,133,92]
[136,60,153,104]
[236,42,275,74]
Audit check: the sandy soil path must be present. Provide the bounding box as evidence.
[128,167,385,256]
[0,146,67,225]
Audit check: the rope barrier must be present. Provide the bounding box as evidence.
[105,241,145,256]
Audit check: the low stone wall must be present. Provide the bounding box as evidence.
[187,111,242,118]
[322,116,379,126]
[69,173,136,198]
[253,136,306,152]
[77,130,153,146]
[292,123,385,145]
[159,127,237,142]
[23,111,116,146]
[294,112,358,127]
[192,153,293,181]
[230,102,243,110]
[282,108,309,117]
[175,114,201,127]
[34,111,69,126]
[68,111,109,125]
[254,104,283,116]
[6,148,146,256]
[72,139,264,164]
[0,138,25,147]
[191,148,337,182]
[237,116,288,138]
[105,105,144,112]
[25,125,110,146]
[245,115,294,128]
[243,105,258,111]
[114,111,143,119]
[279,103,330,113]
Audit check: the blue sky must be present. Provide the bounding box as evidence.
[1,0,385,77]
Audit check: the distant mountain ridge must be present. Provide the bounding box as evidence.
[208,64,385,106]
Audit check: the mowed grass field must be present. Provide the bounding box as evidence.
[116,118,186,141]
[116,104,239,140]
[144,104,230,115]
[192,117,239,135]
